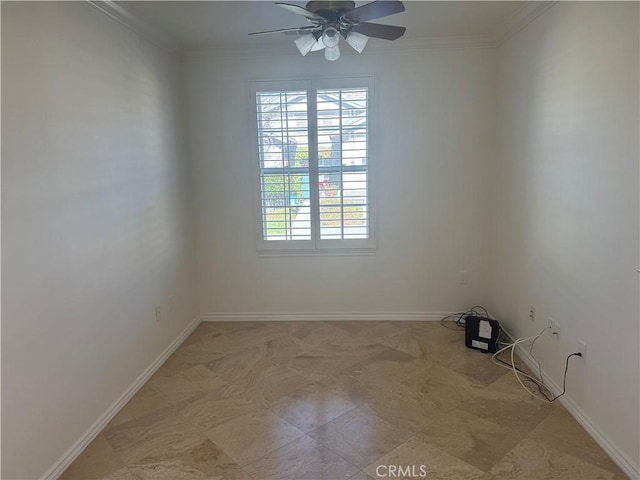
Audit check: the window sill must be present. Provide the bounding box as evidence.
[257,248,377,257]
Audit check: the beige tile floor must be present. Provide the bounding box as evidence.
[62,321,627,480]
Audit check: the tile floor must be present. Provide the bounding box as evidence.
[61,321,627,480]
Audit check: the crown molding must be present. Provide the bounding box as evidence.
[492,1,558,45]
[89,1,557,60]
[86,0,183,55]
[185,35,496,59]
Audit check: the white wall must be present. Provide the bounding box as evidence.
[186,46,496,315]
[4,2,637,478]
[1,3,198,478]
[489,1,639,472]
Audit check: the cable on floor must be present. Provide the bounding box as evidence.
[493,327,582,403]
[440,311,582,403]
[439,305,490,330]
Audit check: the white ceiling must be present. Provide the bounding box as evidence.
[117,1,524,50]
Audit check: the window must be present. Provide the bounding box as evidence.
[251,77,375,254]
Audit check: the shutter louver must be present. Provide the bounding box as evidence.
[256,91,311,240]
[317,88,369,240]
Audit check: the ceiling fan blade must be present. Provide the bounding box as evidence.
[283,27,321,36]
[343,1,405,23]
[249,26,314,35]
[275,3,327,22]
[350,22,405,40]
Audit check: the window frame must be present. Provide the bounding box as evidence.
[249,76,377,255]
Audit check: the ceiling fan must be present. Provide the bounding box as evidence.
[248,1,406,61]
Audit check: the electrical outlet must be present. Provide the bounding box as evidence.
[460,270,468,285]
[155,306,162,323]
[578,341,587,358]
[549,318,560,337]
[529,306,536,322]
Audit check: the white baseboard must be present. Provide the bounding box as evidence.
[501,328,639,480]
[42,315,202,480]
[201,312,452,322]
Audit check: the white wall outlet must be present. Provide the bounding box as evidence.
[529,306,536,322]
[460,270,468,284]
[549,317,560,337]
[155,306,162,323]
[578,341,587,358]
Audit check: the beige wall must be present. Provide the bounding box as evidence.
[1,3,198,478]
[489,1,639,471]
[186,47,497,315]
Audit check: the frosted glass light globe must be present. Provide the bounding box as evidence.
[321,27,340,48]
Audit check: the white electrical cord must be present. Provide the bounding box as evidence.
[491,327,550,377]
[491,326,555,402]
[510,334,555,402]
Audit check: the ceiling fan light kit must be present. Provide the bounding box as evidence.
[321,26,340,47]
[346,31,369,53]
[324,44,341,61]
[294,33,318,55]
[249,0,406,61]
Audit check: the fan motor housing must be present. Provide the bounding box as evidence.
[306,1,355,16]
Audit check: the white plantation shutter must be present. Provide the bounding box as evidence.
[256,90,311,241]
[251,77,375,253]
[317,87,369,240]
